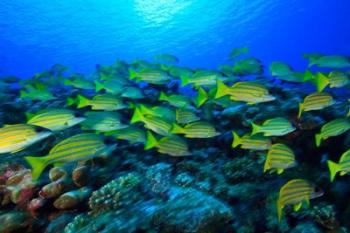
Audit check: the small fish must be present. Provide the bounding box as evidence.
[251,117,296,136]
[176,108,200,124]
[315,118,350,147]
[131,107,173,136]
[121,86,145,99]
[0,124,52,154]
[180,70,225,88]
[218,64,235,77]
[137,104,176,122]
[94,80,125,95]
[313,71,349,92]
[145,131,190,156]
[171,121,220,138]
[20,84,56,101]
[275,70,313,83]
[64,75,94,90]
[232,131,271,150]
[27,109,85,131]
[308,55,350,68]
[169,66,193,78]
[129,68,171,85]
[233,58,263,75]
[25,133,116,180]
[215,80,275,105]
[277,179,323,221]
[80,111,127,132]
[159,92,192,108]
[229,47,249,60]
[105,126,146,144]
[73,94,127,111]
[269,62,293,77]
[298,92,335,118]
[264,143,296,174]
[327,149,350,182]
[154,54,179,64]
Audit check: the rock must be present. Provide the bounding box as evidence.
[152,187,233,233]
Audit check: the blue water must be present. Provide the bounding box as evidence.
[0,0,350,78]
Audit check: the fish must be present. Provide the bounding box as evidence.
[229,47,249,60]
[105,126,146,144]
[80,111,128,132]
[145,131,190,156]
[0,124,52,154]
[263,143,296,174]
[159,92,192,108]
[171,121,220,138]
[64,75,94,90]
[94,80,125,95]
[137,104,176,122]
[25,133,116,180]
[73,94,128,111]
[308,55,350,68]
[169,66,193,78]
[327,149,350,182]
[215,80,275,105]
[251,117,296,136]
[315,118,350,147]
[269,62,293,77]
[129,68,171,85]
[274,70,313,83]
[20,84,56,101]
[154,54,179,64]
[277,179,323,221]
[298,92,335,118]
[313,71,349,92]
[176,108,200,124]
[27,109,85,131]
[131,107,173,136]
[180,70,225,88]
[232,131,271,150]
[121,86,145,99]
[233,58,263,75]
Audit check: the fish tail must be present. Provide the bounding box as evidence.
[171,123,185,134]
[180,75,190,87]
[94,80,104,92]
[327,160,340,182]
[77,95,90,108]
[215,80,230,99]
[251,122,260,135]
[315,133,322,147]
[130,107,144,123]
[298,103,304,119]
[128,68,137,80]
[231,131,241,148]
[144,131,158,150]
[159,92,168,101]
[66,97,76,106]
[315,72,329,92]
[303,69,313,82]
[24,156,48,181]
[195,87,208,108]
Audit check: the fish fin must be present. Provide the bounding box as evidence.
[327,160,340,182]
[298,103,304,119]
[231,131,241,148]
[303,69,313,82]
[315,72,329,92]
[20,90,29,98]
[171,123,185,134]
[159,92,168,101]
[77,95,90,108]
[67,97,76,106]
[340,171,347,176]
[130,107,144,124]
[180,75,190,87]
[128,68,137,80]
[294,202,303,211]
[144,131,158,150]
[277,200,283,222]
[195,87,208,108]
[315,133,322,147]
[63,79,72,86]
[215,80,230,99]
[24,156,48,181]
[277,168,284,174]
[94,80,104,92]
[251,122,260,135]
[25,112,35,121]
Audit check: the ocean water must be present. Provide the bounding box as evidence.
[0,1,350,233]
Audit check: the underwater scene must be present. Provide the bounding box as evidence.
[0,1,350,233]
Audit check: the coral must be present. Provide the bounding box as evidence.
[0,211,30,233]
[64,214,92,233]
[88,172,141,214]
[174,172,195,187]
[223,155,263,183]
[145,163,172,196]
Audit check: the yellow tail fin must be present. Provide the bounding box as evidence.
[327,160,340,182]
[24,156,48,181]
